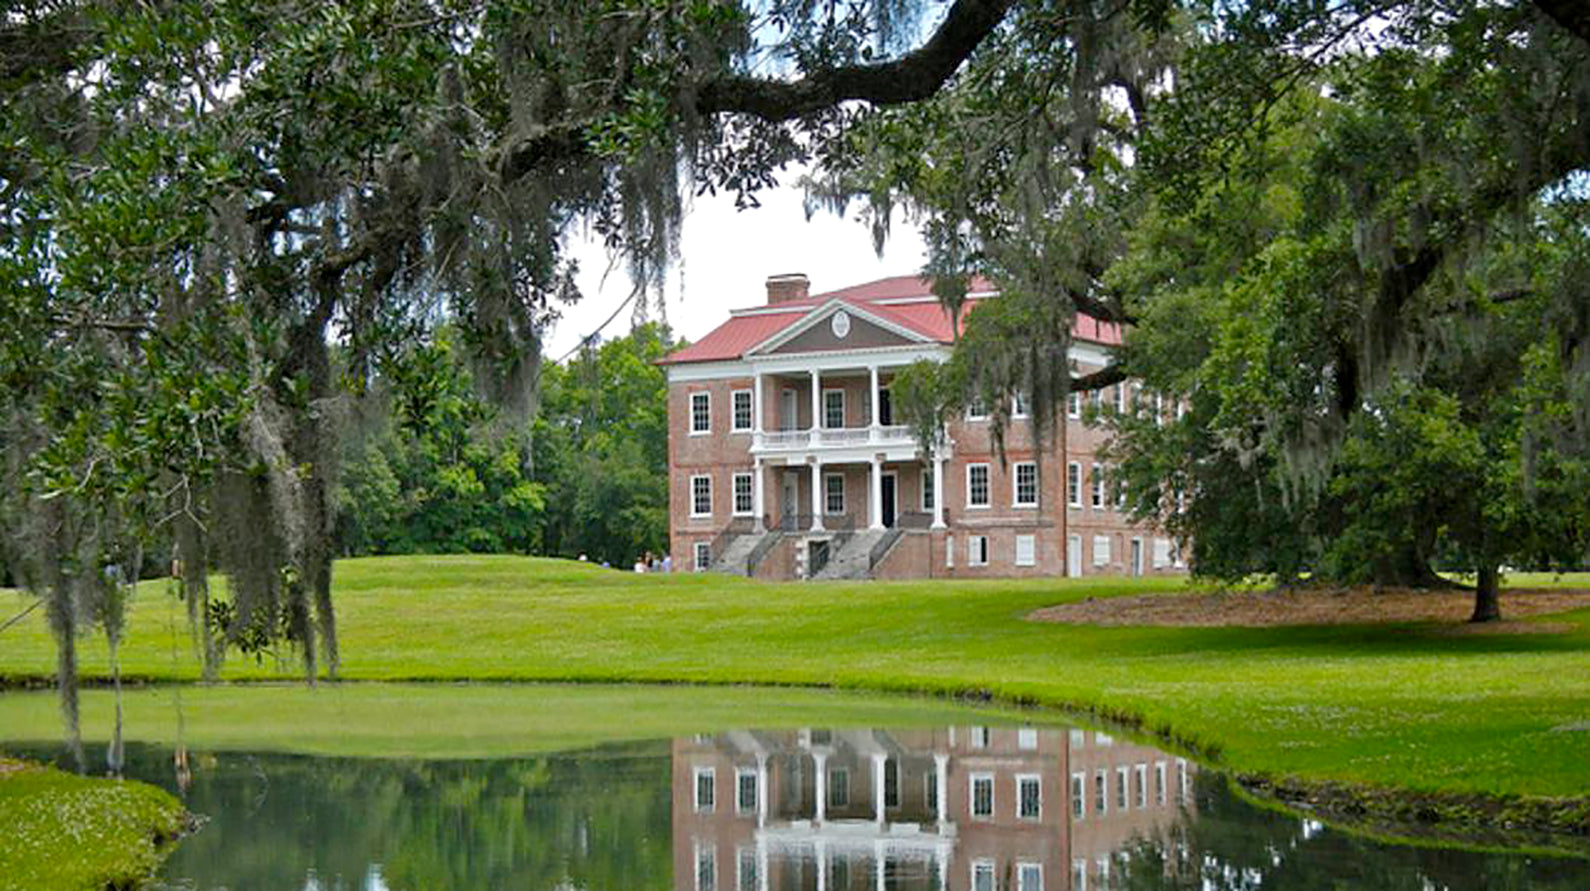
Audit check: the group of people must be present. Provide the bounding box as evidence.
[575,552,672,573]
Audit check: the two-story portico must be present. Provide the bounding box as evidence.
[663,273,1185,580]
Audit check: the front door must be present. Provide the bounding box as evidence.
[781,473,797,528]
[878,387,893,426]
[780,389,798,431]
[1131,538,1144,576]
[880,473,897,528]
[1067,535,1083,577]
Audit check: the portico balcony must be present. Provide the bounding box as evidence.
[752,424,916,454]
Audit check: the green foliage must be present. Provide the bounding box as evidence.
[0,758,186,891]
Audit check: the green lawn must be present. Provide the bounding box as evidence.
[1,556,1587,801]
[0,759,186,891]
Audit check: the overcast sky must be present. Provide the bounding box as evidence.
[550,178,928,359]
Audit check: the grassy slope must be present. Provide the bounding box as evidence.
[0,759,186,891]
[1,556,1587,798]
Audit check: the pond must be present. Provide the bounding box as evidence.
[3,684,1586,889]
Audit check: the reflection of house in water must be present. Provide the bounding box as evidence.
[672,726,1194,890]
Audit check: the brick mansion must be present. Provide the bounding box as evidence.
[660,274,1185,580]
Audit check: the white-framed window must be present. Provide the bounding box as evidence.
[1177,758,1190,804]
[696,841,716,891]
[925,770,939,815]
[966,395,988,420]
[1068,391,1082,418]
[1094,769,1107,814]
[731,473,753,516]
[1154,538,1172,568]
[736,847,757,891]
[731,389,753,432]
[966,463,990,508]
[823,388,846,429]
[828,766,849,807]
[1134,763,1148,809]
[945,535,955,568]
[920,469,935,512]
[1097,732,1113,746]
[1115,382,1127,413]
[1073,859,1088,891]
[690,391,711,435]
[1067,462,1082,507]
[972,860,995,891]
[1017,773,1042,819]
[1155,761,1167,806]
[1018,863,1044,891]
[970,773,995,819]
[1071,771,1085,818]
[824,472,845,515]
[693,542,711,572]
[694,767,716,813]
[1018,727,1038,749]
[1014,461,1038,507]
[691,474,713,517]
[1117,469,1127,508]
[1015,534,1036,567]
[1091,463,1104,508]
[1116,766,1129,810]
[884,757,899,808]
[737,769,758,814]
[1093,535,1111,567]
[1013,390,1031,418]
[1070,728,1085,747]
[971,725,992,748]
[968,535,989,567]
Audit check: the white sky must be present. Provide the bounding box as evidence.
[551,179,927,359]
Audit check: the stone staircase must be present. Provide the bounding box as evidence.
[710,532,764,576]
[811,529,888,580]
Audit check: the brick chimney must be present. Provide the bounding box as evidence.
[765,273,810,305]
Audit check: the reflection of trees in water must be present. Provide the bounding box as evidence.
[125,742,672,891]
[1108,773,1589,891]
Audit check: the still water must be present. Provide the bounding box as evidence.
[47,722,1589,890]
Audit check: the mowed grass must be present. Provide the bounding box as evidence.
[1,556,1587,798]
[0,758,185,891]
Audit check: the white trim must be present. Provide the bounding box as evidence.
[736,768,759,814]
[967,534,989,567]
[731,472,754,516]
[1017,862,1044,891]
[1013,461,1038,508]
[1015,534,1037,567]
[966,463,991,509]
[920,468,935,512]
[824,472,846,516]
[821,387,846,429]
[694,766,716,813]
[693,541,711,572]
[1067,462,1082,508]
[730,389,753,432]
[969,772,995,819]
[972,859,996,891]
[1016,772,1042,820]
[690,474,713,518]
[1091,463,1104,508]
[664,342,1112,381]
[689,391,712,436]
[745,298,935,356]
[1012,390,1031,419]
[1071,771,1086,819]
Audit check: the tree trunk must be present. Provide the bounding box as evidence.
[1370,540,1448,589]
[1471,563,1502,623]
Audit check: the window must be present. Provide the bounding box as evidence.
[1177,758,1189,804]
[1015,534,1036,567]
[1018,774,1042,819]
[823,388,845,429]
[691,475,712,517]
[967,396,988,420]
[1094,769,1107,814]
[968,535,989,567]
[1067,462,1081,507]
[1117,471,1127,508]
[1096,732,1113,746]
[878,386,893,425]
[925,771,939,815]
[696,843,716,891]
[1013,390,1031,418]
[1018,863,1044,891]
[1068,391,1082,418]
[1070,728,1085,747]
[691,391,711,435]
[731,389,752,432]
[970,774,994,818]
[946,535,955,568]
[971,725,992,748]
[828,767,849,807]
[1154,538,1172,568]
[737,769,758,814]
[1073,860,1088,891]
[732,473,753,516]
[736,848,757,891]
[693,542,711,572]
[1018,727,1038,749]
[1116,766,1128,810]
[1093,535,1110,567]
[1155,761,1167,806]
[824,473,845,515]
[921,469,935,512]
[1115,383,1127,413]
[695,767,716,812]
[1014,462,1038,507]
[972,861,995,891]
[884,758,899,808]
[1071,772,1085,818]
[1134,763,1147,809]
[1091,464,1104,508]
[967,463,990,508]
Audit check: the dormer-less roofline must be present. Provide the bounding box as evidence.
[743,297,936,357]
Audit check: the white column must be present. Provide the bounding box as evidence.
[934,845,948,891]
[756,754,769,829]
[816,840,829,891]
[758,836,770,891]
[874,839,887,891]
[869,364,880,429]
[932,455,947,529]
[753,458,765,532]
[872,752,888,825]
[869,457,884,530]
[814,751,828,822]
[810,369,822,431]
[934,753,949,828]
[753,371,764,434]
[811,461,824,532]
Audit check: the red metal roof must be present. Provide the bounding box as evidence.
[659,274,1122,364]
